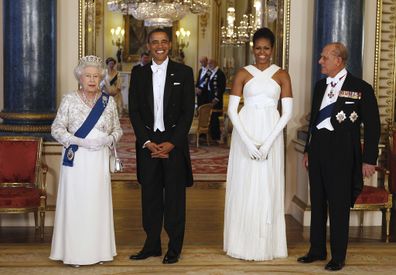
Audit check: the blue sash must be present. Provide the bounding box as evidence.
[198,70,211,88]
[62,92,110,167]
[312,102,335,132]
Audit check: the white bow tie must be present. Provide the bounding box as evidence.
[151,63,166,73]
[326,76,338,85]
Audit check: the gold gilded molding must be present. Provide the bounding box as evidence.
[0,112,55,121]
[376,0,396,143]
[78,0,84,59]
[0,124,51,132]
[282,0,291,70]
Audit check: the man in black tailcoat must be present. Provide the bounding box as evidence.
[297,42,380,271]
[207,58,226,142]
[128,28,195,265]
[195,56,212,107]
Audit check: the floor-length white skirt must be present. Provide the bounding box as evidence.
[50,128,117,265]
[224,105,288,261]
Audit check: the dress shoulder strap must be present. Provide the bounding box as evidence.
[243,65,259,77]
[266,64,281,78]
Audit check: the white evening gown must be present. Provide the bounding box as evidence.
[224,64,288,261]
[50,91,122,265]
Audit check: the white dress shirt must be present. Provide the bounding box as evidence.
[199,66,209,80]
[316,68,347,131]
[151,57,169,132]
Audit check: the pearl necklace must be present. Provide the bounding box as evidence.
[80,90,99,107]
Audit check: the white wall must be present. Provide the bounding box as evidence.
[285,0,315,214]
[57,0,80,101]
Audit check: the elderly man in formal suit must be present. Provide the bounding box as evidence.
[297,42,380,271]
[128,28,195,264]
[207,58,226,142]
[195,56,212,107]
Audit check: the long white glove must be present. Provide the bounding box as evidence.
[228,95,261,159]
[70,135,113,151]
[259,97,293,160]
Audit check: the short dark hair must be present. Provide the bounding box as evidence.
[252,27,275,47]
[105,57,116,65]
[147,28,170,43]
[140,52,150,57]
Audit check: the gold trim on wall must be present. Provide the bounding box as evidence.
[282,0,291,71]
[375,0,396,142]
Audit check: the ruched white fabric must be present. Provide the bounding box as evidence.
[224,64,288,261]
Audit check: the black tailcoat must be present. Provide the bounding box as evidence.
[304,71,380,261]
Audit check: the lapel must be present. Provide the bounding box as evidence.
[163,60,176,112]
[143,62,154,115]
[331,72,353,116]
[311,79,327,124]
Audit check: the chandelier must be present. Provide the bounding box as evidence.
[221,0,277,46]
[107,0,210,27]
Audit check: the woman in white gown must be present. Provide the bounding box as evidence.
[224,28,293,261]
[50,55,122,266]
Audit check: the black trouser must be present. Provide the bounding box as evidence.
[308,129,353,262]
[210,111,221,140]
[138,130,187,255]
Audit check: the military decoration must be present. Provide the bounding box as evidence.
[336,111,346,123]
[349,111,358,123]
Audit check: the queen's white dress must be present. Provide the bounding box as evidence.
[50,91,122,265]
[224,64,288,261]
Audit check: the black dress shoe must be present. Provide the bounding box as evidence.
[325,259,345,271]
[129,249,162,260]
[297,254,327,263]
[162,252,180,264]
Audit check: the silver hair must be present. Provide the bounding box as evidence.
[73,55,105,83]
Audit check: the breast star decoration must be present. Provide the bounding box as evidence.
[349,111,358,123]
[336,110,346,123]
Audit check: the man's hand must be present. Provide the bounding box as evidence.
[302,153,309,169]
[362,163,376,178]
[151,142,174,158]
[145,142,161,154]
[195,87,202,95]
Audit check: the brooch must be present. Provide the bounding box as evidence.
[349,111,358,123]
[336,111,346,123]
[102,95,108,107]
[66,147,74,161]
[339,90,362,99]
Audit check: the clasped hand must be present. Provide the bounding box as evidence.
[146,141,174,158]
[72,136,113,151]
[245,140,270,161]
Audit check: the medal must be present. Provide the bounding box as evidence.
[349,111,358,123]
[66,147,74,161]
[336,110,346,123]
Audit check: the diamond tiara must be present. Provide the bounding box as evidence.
[79,55,103,66]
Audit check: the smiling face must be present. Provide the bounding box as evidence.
[80,66,101,93]
[253,38,273,66]
[147,31,171,64]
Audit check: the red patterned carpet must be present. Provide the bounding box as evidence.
[115,116,229,182]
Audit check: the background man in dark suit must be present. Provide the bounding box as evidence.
[298,42,380,271]
[128,28,195,264]
[132,52,150,72]
[207,58,226,142]
[195,56,212,107]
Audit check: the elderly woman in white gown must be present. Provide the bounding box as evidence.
[50,55,122,266]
